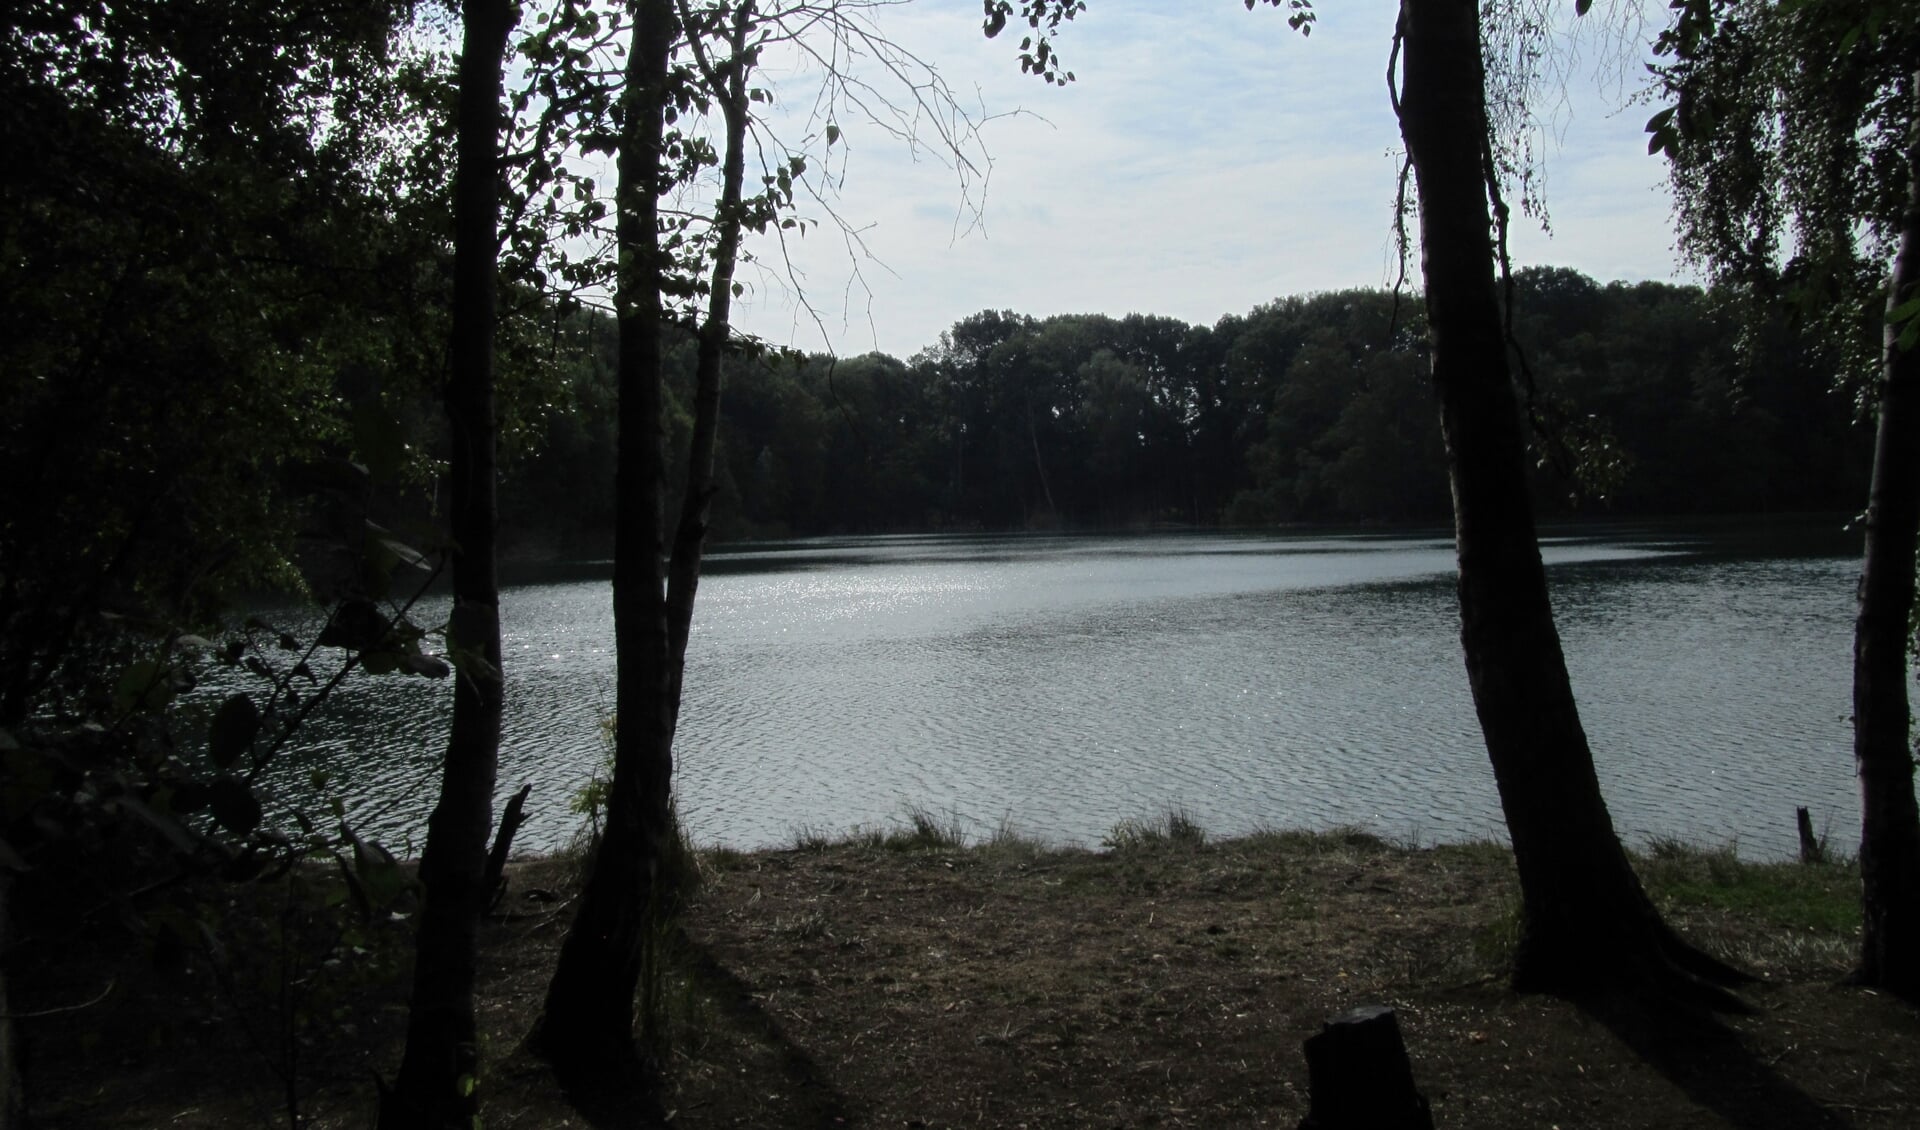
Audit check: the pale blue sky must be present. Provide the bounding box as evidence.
[727,0,1683,361]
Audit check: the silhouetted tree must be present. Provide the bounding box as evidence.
[532,0,679,1071]
[381,0,515,1123]
[1653,0,1920,998]
[1396,0,1747,999]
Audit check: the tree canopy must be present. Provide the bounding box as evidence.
[496,269,1868,550]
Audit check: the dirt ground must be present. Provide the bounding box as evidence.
[25,829,1920,1128]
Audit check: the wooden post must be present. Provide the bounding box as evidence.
[1796,807,1825,864]
[483,783,533,910]
[1299,1004,1434,1130]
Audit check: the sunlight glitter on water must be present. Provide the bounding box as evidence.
[245,524,1861,861]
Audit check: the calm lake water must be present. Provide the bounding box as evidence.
[266,519,1864,861]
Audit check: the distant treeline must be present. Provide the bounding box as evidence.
[497,266,1871,555]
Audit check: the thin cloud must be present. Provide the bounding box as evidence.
[732,0,1685,359]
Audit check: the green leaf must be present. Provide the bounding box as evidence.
[825,123,839,146]
[401,654,452,679]
[984,2,1008,38]
[209,779,263,835]
[318,599,389,652]
[114,659,178,714]
[377,535,427,571]
[208,694,261,769]
[360,650,401,675]
[350,833,413,912]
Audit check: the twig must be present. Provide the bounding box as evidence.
[2,978,116,1019]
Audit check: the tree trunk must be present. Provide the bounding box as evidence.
[1396,0,1745,999]
[380,2,514,1124]
[1851,72,1920,1003]
[532,0,676,1070]
[0,877,18,1130]
[666,0,755,730]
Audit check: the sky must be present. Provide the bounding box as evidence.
[721,0,1687,362]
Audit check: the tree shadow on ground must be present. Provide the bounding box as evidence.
[545,1053,671,1130]
[677,936,858,1128]
[1583,994,1852,1130]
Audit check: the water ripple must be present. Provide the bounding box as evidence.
[220,528,1860,861]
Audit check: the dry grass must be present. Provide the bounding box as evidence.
[25,825,1919,1129]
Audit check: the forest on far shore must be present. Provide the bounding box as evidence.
[496,266,1873,557]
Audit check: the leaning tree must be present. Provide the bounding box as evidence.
[1390,0,1750,1000]
[992,0,1750,1000]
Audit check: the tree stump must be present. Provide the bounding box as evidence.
[1298,1004,1434,1130]
[1796,806,1825,864]
[484,783,533,910]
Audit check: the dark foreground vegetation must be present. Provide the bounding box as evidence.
[26,822,1916,1129]
[9,0,1920,1123]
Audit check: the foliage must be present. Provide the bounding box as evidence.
[199,859,419,1121]
[981,0,1087,84]
[500,270,1867,545]
[1650,0,1919,393]
[981,0,1314,87]
[0,10,512,1122]
[565,712,621,863]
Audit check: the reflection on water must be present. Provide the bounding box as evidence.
[245,522,1863,860]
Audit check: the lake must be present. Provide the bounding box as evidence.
[271,518,1865,861]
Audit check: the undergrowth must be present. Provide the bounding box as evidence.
[1635,837,1859,934]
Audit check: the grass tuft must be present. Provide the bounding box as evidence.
[1472,893,1523,971]
[704,845,751,873]
[1428,837,1514,869]
[1238,824,1391,856]
[880,805,969,852]
[978,817,1049,865]
[1103,807,1208,852]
